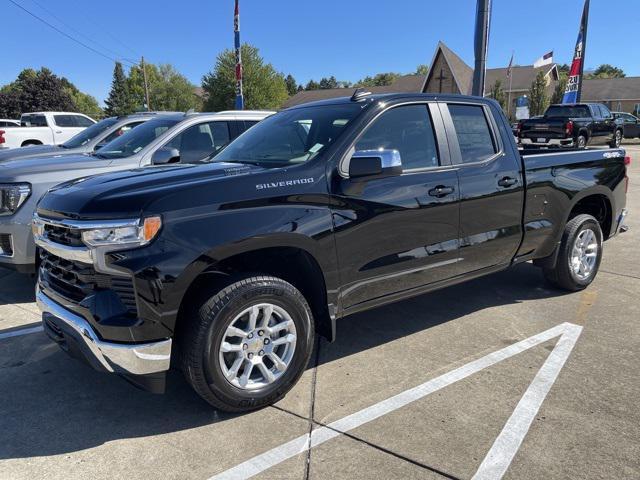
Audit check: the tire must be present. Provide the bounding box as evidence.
[543,214,603,291]
[609,129,622,148]
[577,134,587,149]
[180,275,315,412]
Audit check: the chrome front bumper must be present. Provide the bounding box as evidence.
[36,288,171,375]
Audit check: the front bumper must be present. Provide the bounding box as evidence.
[0,219,36,272]
[520,137,575,147]
[37,288,172,376]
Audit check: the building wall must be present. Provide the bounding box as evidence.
[424,52,461,94]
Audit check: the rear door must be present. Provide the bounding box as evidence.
[440,101,524,274]
[332,102,460,310]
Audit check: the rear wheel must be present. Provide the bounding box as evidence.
[609,129,622,148]
[577,134,587,149]
[180,276,315,412]
[543,214,603,291]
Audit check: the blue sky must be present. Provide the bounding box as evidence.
[3,0,639,105]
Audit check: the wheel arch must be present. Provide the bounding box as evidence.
[173,235,336,345]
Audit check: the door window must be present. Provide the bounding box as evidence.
[54,115,76,127]
[22,114,47,127]
[599,105,612,118]
[448,104,497,163]
[355,105,439,170]
[165,121,231,163]
[73,115,95,127]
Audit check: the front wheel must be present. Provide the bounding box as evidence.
[180,276,315,412]
[609,129,622,148]
[543,214,603,291]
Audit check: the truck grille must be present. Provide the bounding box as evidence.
[39,250,137,314]
[43,224,84,247]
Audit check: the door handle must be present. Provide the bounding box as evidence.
[498,176,518,188]
[428,185,455,197]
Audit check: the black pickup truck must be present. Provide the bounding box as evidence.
[33,93,629,411]
[518,103,624,149]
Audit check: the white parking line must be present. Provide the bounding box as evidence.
[0,325,44,340]
[209,322,582,480]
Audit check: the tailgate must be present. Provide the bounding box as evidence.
[520,119,567,140]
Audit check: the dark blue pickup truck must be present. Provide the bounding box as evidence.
[33,93,629,411]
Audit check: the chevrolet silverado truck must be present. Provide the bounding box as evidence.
[0,112,96,149]
[518,103,623,149]
[0,110,271,272]
[33,93,629,412]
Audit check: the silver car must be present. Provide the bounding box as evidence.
[0,110,273,272]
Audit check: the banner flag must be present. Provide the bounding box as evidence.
[562,0,590,104]
[234,0,244,110]
[533,51,553,68]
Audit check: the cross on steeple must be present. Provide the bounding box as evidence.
[436,68,448,93]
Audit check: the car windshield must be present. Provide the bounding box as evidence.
[212,103,365,167]
[545,105,590,118]
[96,117,180,159]
[61,118,119,148]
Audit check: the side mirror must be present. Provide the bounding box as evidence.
[348,149,402,179]
[152,147,180,165]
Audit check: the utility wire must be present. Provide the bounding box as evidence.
[7,0,137,66]
[69,0,140,59]
[28,0,133,62]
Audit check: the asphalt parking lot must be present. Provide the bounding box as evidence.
[1,143,639,480]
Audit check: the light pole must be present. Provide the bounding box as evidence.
[471,0,491,97]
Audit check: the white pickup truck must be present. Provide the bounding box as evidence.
[0,112,96,149]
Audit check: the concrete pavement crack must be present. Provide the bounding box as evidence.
[271,405,462,480]
[303,335,322,480]
[599,269,640,281]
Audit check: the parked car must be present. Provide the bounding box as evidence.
[0,119,20,128]
[32,93,629,411]
[518,103,623,149]
[612,111,640,139]
[0,110,272,272]
[0,112,96,149]
[0,112,170,163]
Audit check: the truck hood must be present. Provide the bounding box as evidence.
[37,161,260,220]
[0,153,110,178]
[0,144,72,162]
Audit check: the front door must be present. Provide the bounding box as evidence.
[440,101,524,274]
[331,103,460,311]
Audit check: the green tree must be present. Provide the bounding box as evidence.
[355,72,400,87]
[285,74,298,96]
[528,70,549,116]
[415,64,429,76]
[0,67,75,118]
[488,80,506,111]
[550,74,568,105]
[104,62,131,116]
[202,44,289,111]
[319,76,338,89]
[557,63,570,75]
[587,64,625,79]
[60,77,102,118]
[305,79,320,90]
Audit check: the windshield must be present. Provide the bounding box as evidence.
[96,117,180,159]
[62,118,119,148]
[545,105,590,118]
[213,103,364,167]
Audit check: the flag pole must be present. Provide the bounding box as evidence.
[234,0,244,110]
[506,51,514,120]
[576,0,590,102]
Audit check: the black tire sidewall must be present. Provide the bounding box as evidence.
[201,280,313,411]
[562,216,603,288]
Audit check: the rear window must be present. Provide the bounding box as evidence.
[544,105,590,118]
[448,104,497,164]
[21,114,47,127]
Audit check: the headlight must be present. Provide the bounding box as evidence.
[0,183,31,216]
[82,216,162,248]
